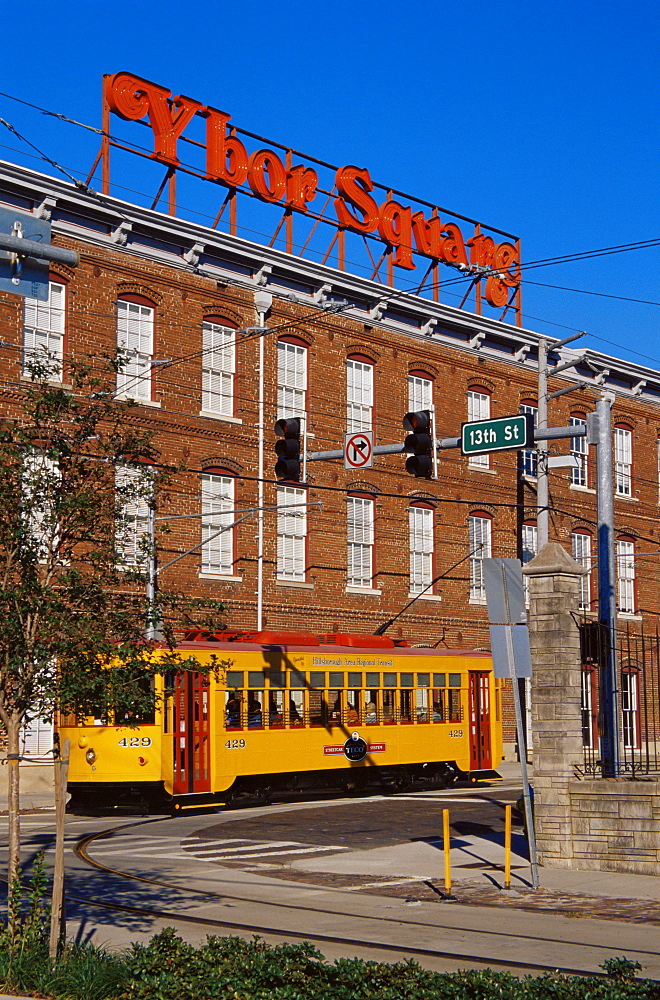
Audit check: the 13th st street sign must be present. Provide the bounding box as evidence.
[461,413,534,456]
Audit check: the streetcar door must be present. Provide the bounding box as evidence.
[172,672,211,794]
[468,671,492,770]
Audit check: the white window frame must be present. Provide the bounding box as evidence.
[520,404,538,478]
[23,280,65,380]
[409,506,433,594]
[202,320,235,416]
[346,359,373,433]
[467,390,490,469]
[521,522,538,604]
[201,473,235,576]
[277,340,307,420]
[581,668,596,749]
[115,465,151,568]
[572,531,592,611]
[469,514,492,602]
[408,374,433,413]
[22,450,61,561]
[614,426,632,497]
[621,670,639,749]
[347,496,374,588]
[116,299,154,401]
[617,538,635,614]
[570,416,588,487]
[277,485,307,582]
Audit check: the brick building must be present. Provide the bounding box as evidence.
[2,156,660,758]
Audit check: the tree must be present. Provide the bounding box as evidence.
[0,354,225,909]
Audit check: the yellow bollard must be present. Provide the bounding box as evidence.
[504,803,512,889]
[443,807,451,894]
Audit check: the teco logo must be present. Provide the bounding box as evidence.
[104,72,520,306]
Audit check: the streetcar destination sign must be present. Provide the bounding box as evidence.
[461,413,533,456]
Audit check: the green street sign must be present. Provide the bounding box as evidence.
[461,413,534,456]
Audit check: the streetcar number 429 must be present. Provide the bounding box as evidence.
[118,737,152,747]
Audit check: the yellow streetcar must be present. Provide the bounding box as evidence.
[63,631,503,811]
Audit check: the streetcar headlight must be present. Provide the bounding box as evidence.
[85,748,96,765]
[78,736,88,749]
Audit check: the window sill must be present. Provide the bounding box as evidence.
[469,597,487,605]
[276,579,313,589]
[468,465,496,474]
[199,411,242,424]
[408,592,442,602]
[115,394,161,408]
[614,493,637,502]
[618,612,642,620]
[346,586,382,596]
[198,573,242,582]
[570,484,596,494]
[21,374,69,388]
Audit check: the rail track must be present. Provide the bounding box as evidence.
[68,818,649,980]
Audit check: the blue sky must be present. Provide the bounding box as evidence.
[1,0,658,368]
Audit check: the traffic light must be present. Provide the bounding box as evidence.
[274,417,302,480]
[403,409,434,478]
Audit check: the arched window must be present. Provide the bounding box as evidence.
[409,503,434,594]
[614,424,633,496]
[201,469,236,576]
[347,493,375,588]
[621,665,640,749]
[115,463,152,568]
[467,387,491,469]
[616,536,636,614]
[23,276,67,381]
[519,399,538,478]
[408,370,433,413]
[346,355,374,433]
[468,512,492,601]
[278,337,307,421]
[277,483,307,582]
[202,317,236,417]
[570,412,588,487]
[572,530,593,611]
[116,294,155,401]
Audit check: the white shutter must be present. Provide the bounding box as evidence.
[277,486,306,581]
[572,531,592,610]
[277,342,306,420]
[469,515,491,601]
[202,322,234,415]
[116,466,151,566]
[409,506,433,592]
[22,281,65,378]
[617,539,635,614]
[408,376,432,412]
[117,301,154,399]
[347,497,373,587]
[201,474,234,575]
[21,716,54,761]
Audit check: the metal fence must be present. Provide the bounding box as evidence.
[580,620,660,777]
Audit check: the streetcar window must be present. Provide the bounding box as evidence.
[310,672,325,688]
[225,691,243,730]
[248,671,264,687]
[366,672,379,687]
[417,673,429,687]
[364,690,378,724]
[416,688,430,723]
[309,690,323,726]
[400,672,413,688]
[347,691,361,725]
[290,668,305,686]
[382,689,396,724]
[268,691,284,728]
[348,672,362,687]
[400,689,413,723]
[325,690,341,727]
[329,672,344,687]
[449,673,461,687]
[288,690,304,726]
[448,688,462,722]
[432,690,445,722]
[227,671,243,687]
[433,673,446,687]
[247,691,263,728]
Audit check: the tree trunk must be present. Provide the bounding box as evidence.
[6,716,21,939]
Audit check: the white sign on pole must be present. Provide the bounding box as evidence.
[344,431,373,469]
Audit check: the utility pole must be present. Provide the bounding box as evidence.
[536,332,586,547]
[590,397,620,777]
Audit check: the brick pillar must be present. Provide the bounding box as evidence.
[522,542,585,868]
